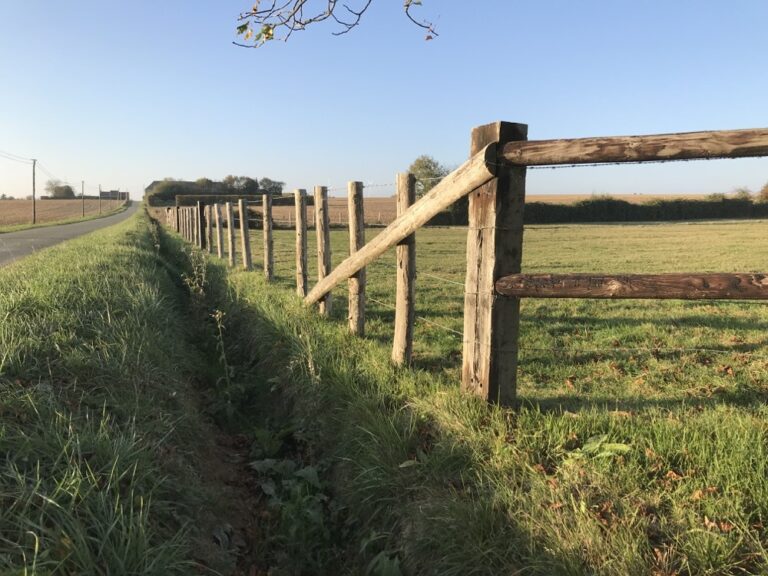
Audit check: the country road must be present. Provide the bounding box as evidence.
[0,203,140,267]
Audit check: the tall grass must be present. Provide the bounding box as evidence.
[0,210,205,574]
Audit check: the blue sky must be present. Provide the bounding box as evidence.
[1,1,767,199]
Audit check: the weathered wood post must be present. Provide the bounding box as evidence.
[238,199,252,270]
[263,192,274,281]
[214,203,224,259]
[174,206,180,233]
[295,189,308,297]
[392,173,416,366]
[314,185,332,316]
[196,201,204,249]
[192,205,197,246]
[206,205,213,253]
[348,181,366,335]
[462,121,528,406]
[225,202,236,267]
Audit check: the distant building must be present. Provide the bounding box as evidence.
[100,190,124,200]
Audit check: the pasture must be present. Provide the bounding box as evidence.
[0,198,125,230]
[267,194,713,226]
[200,217,768,574]
[149,192,713,228]
[250,219,768,392]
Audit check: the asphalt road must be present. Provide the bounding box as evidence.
[0,203,140,268]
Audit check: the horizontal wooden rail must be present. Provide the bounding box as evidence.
[495,273,768,300]
[501,128,768,166]
[304,143,499,306]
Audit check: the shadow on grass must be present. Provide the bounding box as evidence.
[521,388,768,414]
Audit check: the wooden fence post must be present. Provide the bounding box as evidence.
[225,202,236,267]
[174,206,179,233]
[462,121,528,406]
[206,205,213,253]
[239,199,252,270]
[392,173,416,366]
[348,181,366,336]
[263,193,274,281]
[196,201,204,249]
[183,208,188,241]
[295,189,308,297]
[314,185,332,316]
[214,203,224,259]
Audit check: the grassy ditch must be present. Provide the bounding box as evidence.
[0,209,241,574]
[189,220,768,575]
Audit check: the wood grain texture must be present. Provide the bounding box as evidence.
[225,202,236,267]
[295,189,308,297]
[462,122,528,406]
[263,193,274,281]
[238,199,252,270]
[502,128,768,166]
[392,173,416,366]
[214,204,224,259]
[314,186,332,316]
[304,144,497,305]
[348,181,366,336]
[496,273,768,300]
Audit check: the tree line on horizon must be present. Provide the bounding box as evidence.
[145,175,285,205]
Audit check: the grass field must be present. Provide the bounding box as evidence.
[0,198,126,230]
[191,217,768,574]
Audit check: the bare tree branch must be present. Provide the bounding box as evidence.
[235,0,437,47]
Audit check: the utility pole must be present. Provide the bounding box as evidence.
[81,180,85,217]
[32,159,37,224]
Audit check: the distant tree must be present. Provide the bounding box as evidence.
[223,175,259,195]
[235,1,437,47]
[732,187,753,201]
[195,177,214,191]
[0,193,9,200]
[45,179,76,199]
[408,155,449,198]
[259,177,285,195]
[758,182,768,203]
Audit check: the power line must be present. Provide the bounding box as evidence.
[0,150,33,165]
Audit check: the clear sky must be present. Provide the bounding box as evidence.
[1,1,767,199]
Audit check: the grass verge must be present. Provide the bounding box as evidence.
[0,209,236,574]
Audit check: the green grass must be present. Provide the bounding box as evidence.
[194,218,768,574]
[0,210,228,574]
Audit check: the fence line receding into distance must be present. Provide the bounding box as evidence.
[165,123,768,406]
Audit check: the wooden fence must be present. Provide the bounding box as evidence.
[165,122,768,406]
